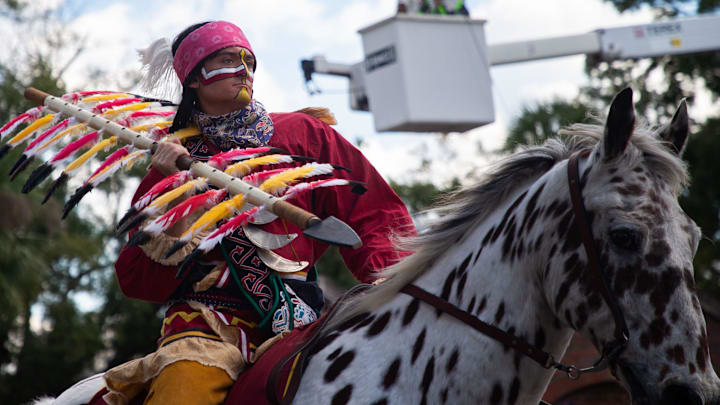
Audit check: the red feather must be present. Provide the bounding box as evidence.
[50,131,101,163]
[132,170,194,211]
[92,98,143,113]
[143,188,228,235]
[207,146,278,169]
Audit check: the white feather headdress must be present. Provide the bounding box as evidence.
[137,38,182,102]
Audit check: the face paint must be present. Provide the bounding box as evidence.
[200,65,247,84]
[199,49,254,86]
[235,49,252,105]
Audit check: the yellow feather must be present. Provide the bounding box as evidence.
[101,102,161,118]
[63,136,117,174]
[224,154,286,177]
[79,93,131,103]
[260,165,317,193]
[130,121,172,133]
[180,193,245,241]
[164,126,201,143]
[8,114,55,145]
[147,178,207,211]
[37,123,89,152]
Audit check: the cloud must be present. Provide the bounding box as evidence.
[54,0,662,182]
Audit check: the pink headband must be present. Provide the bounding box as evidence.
[173,21,255,84]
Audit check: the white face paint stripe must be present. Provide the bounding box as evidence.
[201,65,247,81]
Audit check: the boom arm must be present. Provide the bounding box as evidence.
[302,14,720,111]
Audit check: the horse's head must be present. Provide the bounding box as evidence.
[547,88,719,404]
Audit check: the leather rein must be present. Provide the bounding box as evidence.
[401,151,630,379]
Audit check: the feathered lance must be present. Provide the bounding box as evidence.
[23,87,362,249]
[23,102,174,193]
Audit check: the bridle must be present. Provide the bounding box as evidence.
[401,150,630,379]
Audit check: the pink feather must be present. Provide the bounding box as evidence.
[60,90,119,103]
[50,131,101,163]
[23,118,72,155]
[207,147,277,169]
[92,98,143,113]
[241,168,287,186]
[83,146,131,185]
[133,170,194,211]
[197,206,261,252]
[0,106,45,140]
[143,189,228,235]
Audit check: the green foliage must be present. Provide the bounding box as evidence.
[604,0,720,13]
[389,179,459,213]
[0,4,154,403]
[505,100,591,153]
[679,118,720,296]
[100,282,163,369]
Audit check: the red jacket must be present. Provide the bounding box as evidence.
[115,112,414,303]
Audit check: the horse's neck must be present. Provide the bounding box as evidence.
[407,181,575,403]
[297,179,576,404]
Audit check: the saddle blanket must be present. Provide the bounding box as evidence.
[225,317,325,405]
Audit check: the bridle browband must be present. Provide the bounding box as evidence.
[401,150,630,379]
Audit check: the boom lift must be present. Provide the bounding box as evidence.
[301,13,720,132]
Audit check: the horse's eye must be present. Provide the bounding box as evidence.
[610,228,643,252]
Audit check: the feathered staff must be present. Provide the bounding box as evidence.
[175,178,366,276]
[28,117,173,198]
[19,87,362,249]
[115,147,301,231]
[123,157,328,247]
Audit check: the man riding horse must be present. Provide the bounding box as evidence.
[103,20,414,405]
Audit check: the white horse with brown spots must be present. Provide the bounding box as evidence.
[36,88,719,405]
[291,88,719,405]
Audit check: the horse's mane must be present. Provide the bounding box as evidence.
[322,122,689,331]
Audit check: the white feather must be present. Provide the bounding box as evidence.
[137,37,181,102]
[32,372,105,405]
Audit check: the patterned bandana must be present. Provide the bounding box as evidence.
[192,100,274,150]
[173,21,254,84]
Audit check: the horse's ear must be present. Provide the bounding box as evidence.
[602,87,636,162]
[658,99,689,156]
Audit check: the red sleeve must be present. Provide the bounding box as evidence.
[269,113,415,283]
[114,168,184,303]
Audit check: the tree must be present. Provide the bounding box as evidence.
[504,99,591,153]
[0,2,160,402]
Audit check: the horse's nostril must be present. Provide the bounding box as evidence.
[661,384,703,405]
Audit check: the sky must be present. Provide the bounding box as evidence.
[39,0,670,185]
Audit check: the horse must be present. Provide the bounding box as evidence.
[35,88,719,405]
